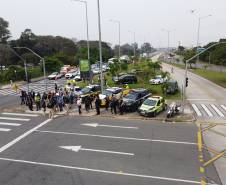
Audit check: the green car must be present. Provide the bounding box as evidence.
[138,96,167,117]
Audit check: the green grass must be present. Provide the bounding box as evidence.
[192,69,226,88]
[166,62,226,88]
[92,61,182,100]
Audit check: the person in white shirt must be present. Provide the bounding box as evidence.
[77,97,82,114]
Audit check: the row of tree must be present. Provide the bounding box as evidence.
[177,39,226,66]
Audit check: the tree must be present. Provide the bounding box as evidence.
[140,42,152,54]
[148,62,162,76]
[43,56,63,73]
[0,17,11,44]
[182,49,196,68]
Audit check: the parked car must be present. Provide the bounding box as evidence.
[113,74,137,84]
[166,79,178,94]
[80,85,101,99]
[99,87,131,107]
[138,96,167,117]
[48,72,62,80]
[92,68,101,75]
[149,75,167,85]
[122,88,150,112]
[65,71,77,79]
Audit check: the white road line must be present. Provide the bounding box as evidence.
[36,130,196,145]
[0,157,200,184]
[0,119,52,153]
[201,104,213,117]
[2,113,39,117]
[187,99,216,101]
[221,105,226,111]
[210,104,225,117]
[0,117,30,121]
[191,104,202,117]
[0,122,21,126]
[0,128,11,132]
[82,123,138,129]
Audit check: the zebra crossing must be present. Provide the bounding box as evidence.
[191,103,226,119]
[0,112,39,133]
[0,78,67,97]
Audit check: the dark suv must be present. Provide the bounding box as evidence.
[113,74,137,84]
[122,88,151,112]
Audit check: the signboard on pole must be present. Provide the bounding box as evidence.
[197,47,206,53]
[79,60,90,80]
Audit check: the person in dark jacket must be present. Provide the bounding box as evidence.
[27,93,33,111]
[95,96,101,115]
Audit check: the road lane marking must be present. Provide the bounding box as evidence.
[0,117,30,121]
[187,99,216,101]
[210,104,225,117]
[0,122,21,126]
[221,105,226,111]
[0,119,52,153]
[0,128,11,132]
[36,130,196,145]
[60,146,134,156]
[82,123,138,129]
[0,157,200,184]
[191,104,202,117]
[2,113,39,117]
[201,104,213,117]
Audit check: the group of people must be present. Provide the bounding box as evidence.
[20,86,127,118]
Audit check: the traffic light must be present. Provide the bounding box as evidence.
[186,77,189,87]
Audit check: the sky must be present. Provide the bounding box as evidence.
[1,0,226,48]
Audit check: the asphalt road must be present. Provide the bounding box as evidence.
[0,115,220,185]
[160,58,226,185]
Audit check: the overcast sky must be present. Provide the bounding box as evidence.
[1,0,226,48]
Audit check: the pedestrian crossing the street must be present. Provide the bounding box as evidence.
[191,103,226,119]
[0,78,67,97]
[0,112,39,132]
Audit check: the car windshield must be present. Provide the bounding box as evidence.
[103,90,113,96]
[124,93,138,100]
[81,87,91,94]
[51,72,58,75]
[143,99,157,106]
[155,76,162,79]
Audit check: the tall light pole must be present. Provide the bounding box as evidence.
[14,47,47,91]
[71,0,90,61]
[109,19,121,63]
[128,30,136,58]
[9,48,29,92]
[162,29,172,54]
[196,15,212,64]
[97,0,104,93]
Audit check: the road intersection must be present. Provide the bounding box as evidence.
[0,114,219,185]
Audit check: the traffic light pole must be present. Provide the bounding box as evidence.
[182,41,226,114]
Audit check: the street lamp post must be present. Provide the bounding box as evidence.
[182,41,226,113]
[9,48,29,92]
[109,19,121,64]
[162,29,172,54]
[128,30,136,58]
[71,0,90,61]
[196,15,212,64]
[14,47,47,91]
[97,0,104,93]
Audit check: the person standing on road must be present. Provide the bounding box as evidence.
[27,93,33,111]
[84,96,90,113]
[111,96,117,114]
[35,93,41,111]
[41,92,47,115]
[77,96,82,115]
[54,83,58,92]
[105,97,109,111]
[95,96,101,115]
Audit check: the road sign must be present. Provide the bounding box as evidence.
[197,47,206,53]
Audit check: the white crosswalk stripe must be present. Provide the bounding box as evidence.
[0,78,67,97]
[0,122,21,126]
[191,103,226,118]
[221,105,226,112]
[2,113,39,117]
[192,104,202,117]
[0,128,11,132]
[0,112,40,133]
[201,104,213,117]
[210,104,225,117]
